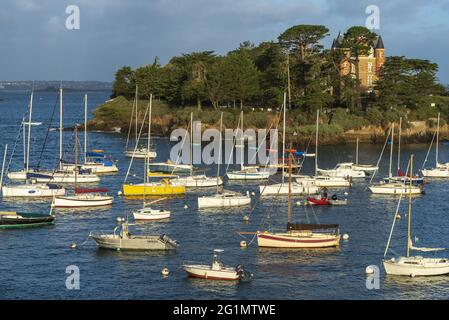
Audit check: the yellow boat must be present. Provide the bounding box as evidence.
[123,180,185,196]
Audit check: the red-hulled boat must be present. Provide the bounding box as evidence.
[306,196,330,205]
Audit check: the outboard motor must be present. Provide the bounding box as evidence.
[235,264,253,281]
[160,234,179,248]
[331,194,338,200]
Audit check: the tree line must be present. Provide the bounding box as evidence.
[111,24,447,124]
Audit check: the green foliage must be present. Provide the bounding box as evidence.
[329,108,368,131]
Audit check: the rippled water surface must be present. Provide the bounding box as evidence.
[1,90,449,299]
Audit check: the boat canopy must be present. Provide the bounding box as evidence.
[87,151,105,158]
[75,187,109,194]
[287,223,339,232]
[26,172,53,180]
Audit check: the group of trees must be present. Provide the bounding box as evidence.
[112,24,447,122]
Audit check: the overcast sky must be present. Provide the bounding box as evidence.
[1,0,448,83]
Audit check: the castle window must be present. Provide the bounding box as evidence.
[351,63,355,73]
[368,75,373,86]
[368,62,373,73]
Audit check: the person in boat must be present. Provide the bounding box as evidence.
[321,187,328,200]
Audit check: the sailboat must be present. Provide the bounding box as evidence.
[256,153,340,248]
[122,94,185,196]
[61,95,118,174]
[8,88,100,184]
[2,91,66,198]
[383,118,423,184]
[197,112,251,209]
[124,86,157,160]
[170,112,222,188]
[260,94,319,196]
[383,154,449,276]
[226,111,270,180]
[421,113,449,177]
[352,137,379,173]
[370,123,424,195]
[295,109,351,188]
[52,127,113,208]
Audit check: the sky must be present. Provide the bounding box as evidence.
[1,0,448,83]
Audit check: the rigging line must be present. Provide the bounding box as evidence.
[224,114,242,174]
[421,130,436,170]
[169,118,192,175]
[366,126,393,189]
[123,102,151,184]
[5,117,27,178]
[36,92,59,169]
[125,94,136,152]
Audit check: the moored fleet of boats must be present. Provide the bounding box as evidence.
[3,88,449,282]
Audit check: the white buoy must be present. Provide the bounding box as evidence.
[70,243,77,249]
[243,215,249,222]
[396,214,401,220]
[343,233,349,240]
[184,204,188,209]
[117,191,122,196]
[116,217,125,223]
[296,201,302,206]
[251,191,256,196]
[365,265,375,274]
[240,241,247,248]
[344,192,349,196]
[161,267,169,276]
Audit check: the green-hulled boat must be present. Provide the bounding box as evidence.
[0,211,55,229]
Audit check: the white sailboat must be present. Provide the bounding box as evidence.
[170,112,221,188]
[52,127,113,208]
[255,153,340,248]
[226,111,270,180]
[421,113,449,177]
[369,123,423,195]
[383,118,423,184]
[61,95,118,174]
[198,113,251,209]
[124,86,157,159]
[383,155,449,277]
[352,137,379,173]
[2,91,66,198]
[260,94,320,196]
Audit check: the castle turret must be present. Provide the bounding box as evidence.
[375,35,385,72]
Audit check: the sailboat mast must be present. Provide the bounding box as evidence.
[22,117,26,169]
[190,111,193,176]
[315,109,319,176]
[26,91,34,173]
[144,94,152,207]
[397,117,402,173]
[241,110,244,171]
[406,154,413,257]
[135,86,139,144]
[356,137,359,165]
[436,113,440,166]
[74,127,78,190]
[84,94,88,164]
[287,153,292,224]
[389,123,394,178]
[217,112,223,193]
[282,92,286,183]
[59,87,63,170]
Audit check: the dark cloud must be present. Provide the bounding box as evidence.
[0,0,448,83]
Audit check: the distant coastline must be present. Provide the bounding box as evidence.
[0,80,112,92]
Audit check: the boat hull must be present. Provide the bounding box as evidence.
[183,265,239,280]
[226,170,270,180]
[260,183,319,196]
[2,185,66,198]
[122,183,185,196]
[62,163,118,174]
[170,176,223,188]
[198,195,251,209]
[125,150,157,159]
[90,234,176,250]
[0,214,55,229]
[421,168,449,177]
[369,185,422,195]
[148,163,192,173]
[383,258,449,276]
[53,195,113,208]
[133,209,171,220]
[257,232,340,248]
